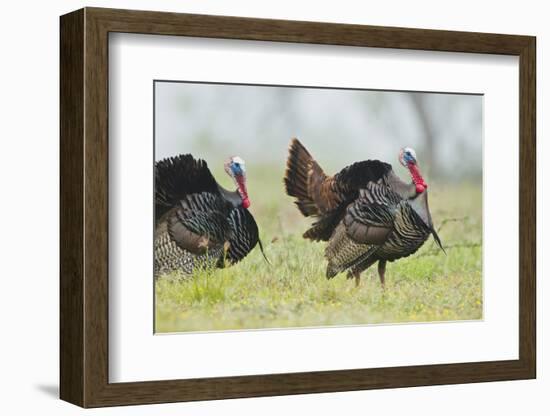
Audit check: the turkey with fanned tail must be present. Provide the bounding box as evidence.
[154,154,268,277]
[284,138,444,287]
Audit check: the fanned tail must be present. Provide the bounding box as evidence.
[284,138,325,217]
[155,154,219,222]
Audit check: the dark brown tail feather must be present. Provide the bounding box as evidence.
[284,138,322,217]
[303,213,343,241]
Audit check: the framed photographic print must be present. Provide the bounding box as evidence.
[60,7,536,408]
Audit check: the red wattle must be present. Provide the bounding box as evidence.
[408,163,427,194]
[236,175,250,209]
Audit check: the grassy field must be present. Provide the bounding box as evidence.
[155,165,482,333]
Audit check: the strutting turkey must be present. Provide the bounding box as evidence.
[284,138,444,287]
[154,154,267,276]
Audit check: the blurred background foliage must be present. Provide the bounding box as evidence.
[155,81,482,183]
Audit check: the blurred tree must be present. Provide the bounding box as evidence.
[409,94,436,174]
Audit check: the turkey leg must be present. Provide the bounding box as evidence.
[378,260,386,288]
[347,270,361,287]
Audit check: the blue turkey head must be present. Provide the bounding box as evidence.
[224,156,250,208]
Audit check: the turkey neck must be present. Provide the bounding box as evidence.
[407,162,427,194]
[217,179,250,209]
[235,175,250,208]
[218,186,244,208]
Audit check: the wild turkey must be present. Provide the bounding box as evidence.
[154,154,267,276]
[284,138,444,287]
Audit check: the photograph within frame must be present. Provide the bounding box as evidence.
[153,80,483,334]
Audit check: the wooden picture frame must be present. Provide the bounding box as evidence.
[60,7,536,408]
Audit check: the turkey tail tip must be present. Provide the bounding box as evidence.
[289,137,305,150]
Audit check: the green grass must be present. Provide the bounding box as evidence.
[155,165,482,333]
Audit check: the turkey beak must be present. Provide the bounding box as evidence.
[236,174,250,208]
